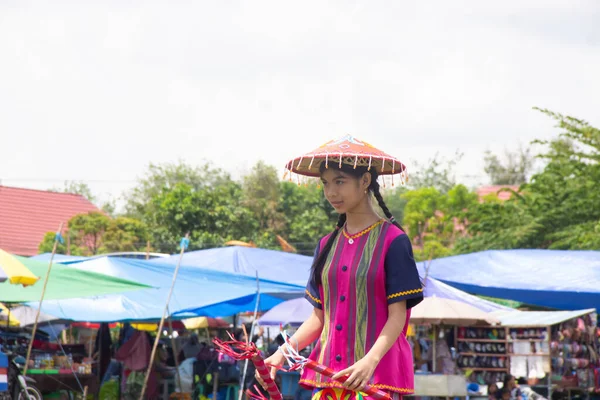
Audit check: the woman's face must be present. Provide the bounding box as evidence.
[320,168,369,214]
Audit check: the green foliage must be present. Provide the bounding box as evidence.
[39,212,150,256]
[69,211,111,255]
[456,108,600,252]
[149,182,257,252]
[37,110,600,259]
[408,151,463,194]
[483,146,534,185]
[124,161,233,218]
[401,185,478,261]
[51,181,96,202]
[278,181,336,254]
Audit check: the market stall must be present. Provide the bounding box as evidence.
[409,296,500,398]
[492,308,600,399]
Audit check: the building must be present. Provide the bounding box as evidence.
[0,186,101,256]
[475,185,520,202]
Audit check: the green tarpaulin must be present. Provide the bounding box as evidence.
[0,256,151,303]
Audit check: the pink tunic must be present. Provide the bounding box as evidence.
[301,221,423,397]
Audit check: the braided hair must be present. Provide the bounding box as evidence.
[310,163,403,286]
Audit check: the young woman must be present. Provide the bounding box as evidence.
[257,136,424,400]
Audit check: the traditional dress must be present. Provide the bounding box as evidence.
[285,135,423,400]
[301,221,423,399]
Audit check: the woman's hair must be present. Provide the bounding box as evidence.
[310,162,403,286]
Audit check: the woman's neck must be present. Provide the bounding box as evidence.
[344,201,381,234]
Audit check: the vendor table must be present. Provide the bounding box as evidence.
[27,372,99,394]
[408,374,468,398]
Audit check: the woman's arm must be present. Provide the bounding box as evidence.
[331,301,407,390]
[288,307,325,351]
[364,300,407,363]
[258,307,324,384]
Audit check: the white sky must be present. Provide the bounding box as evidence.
[1,0,599,205]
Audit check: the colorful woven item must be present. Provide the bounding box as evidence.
[311,388,365,400]
[279,333,391,400]
[213,335,283,400]
[284,135,407,183]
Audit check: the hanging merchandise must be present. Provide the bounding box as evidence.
[455,326,508,386]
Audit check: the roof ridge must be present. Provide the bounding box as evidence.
[0,185,93,201]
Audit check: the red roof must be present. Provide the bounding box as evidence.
[476,185,520,201]
[0,186,101,256]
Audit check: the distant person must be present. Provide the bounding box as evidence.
[180,334,203,360]
[487,383,498,400]
[497,375,522,400]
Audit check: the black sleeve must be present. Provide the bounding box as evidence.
[385,234,424,309]
[304,242,322,309]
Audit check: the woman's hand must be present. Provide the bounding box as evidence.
[331,356,379,391]
[255,351,286,390]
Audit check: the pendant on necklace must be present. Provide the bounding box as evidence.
[348,238,354,244]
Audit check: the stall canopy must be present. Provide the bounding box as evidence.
[419,250,600,311]
[26,257,304,322]
[0,256,151,302]
[30,253,88,263]
[423,276,512,313]
[258,275,511,327]
[153,246,312,285]
[490,308,596,327]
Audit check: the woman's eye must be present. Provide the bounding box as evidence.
[336,180,344,185]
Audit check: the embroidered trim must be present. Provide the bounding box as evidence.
[387,288,423,299]
[299,379,414,394]
[305,289,322,304]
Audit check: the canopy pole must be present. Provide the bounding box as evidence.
[167,307,183,393]
[24,222,63,376]
[139,234,189,400]
[239,271,261,400]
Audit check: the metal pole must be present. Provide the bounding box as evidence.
[139,234,189,400]
[24,223,63,376]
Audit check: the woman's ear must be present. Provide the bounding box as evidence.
[361,172,372,191]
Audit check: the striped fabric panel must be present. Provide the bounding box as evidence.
[353,224,383,362]
[317,232,344,381]
[346,234,368,364]
[365,223,390,352]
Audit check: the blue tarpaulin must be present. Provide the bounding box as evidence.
[30,253,88,263]
[26,257,304,322]
[418,250,600,311]
[257,275,510,327]
[153,246,313,285]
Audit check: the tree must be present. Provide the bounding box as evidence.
[483,146,534,185]
[455,108,600,252]
[382,186,408,224]
[124,161,233,218]
[407,151,463,194]
[242,161,285,233]
[51,181,96,203]
[278,181,336,255]
[401,185,477,261]
[68,211,111,255]
[101,217,150,253]
[38,213,151,255]
[149,182,258,252]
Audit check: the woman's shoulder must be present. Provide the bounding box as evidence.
[382,220,407,241]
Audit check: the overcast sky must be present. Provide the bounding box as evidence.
[1,0,599,205]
